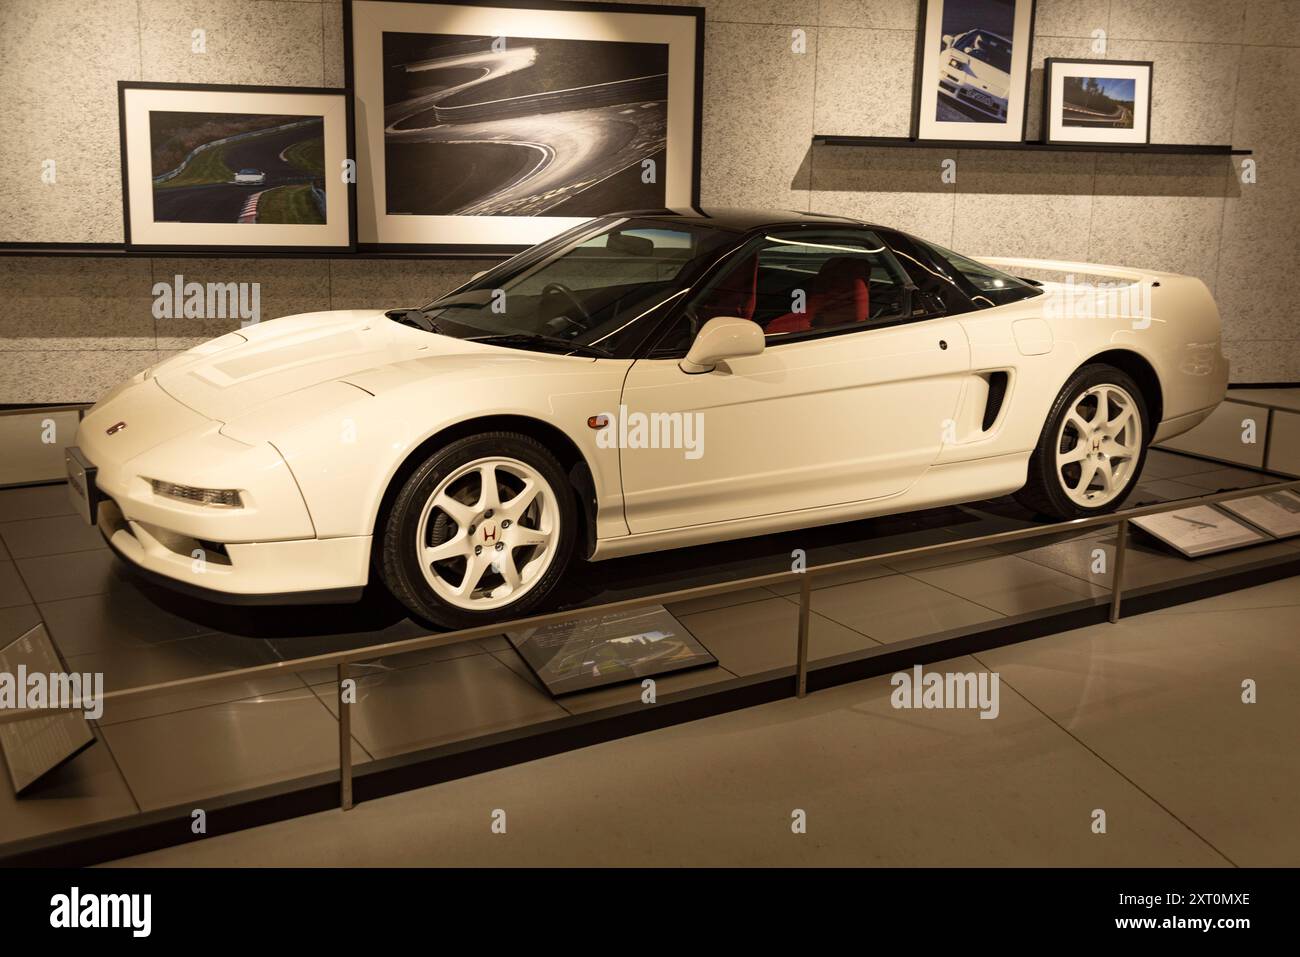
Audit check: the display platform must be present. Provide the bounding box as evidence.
[1,447,1298,865]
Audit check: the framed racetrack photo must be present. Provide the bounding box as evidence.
[118,82,355,253]
[911,0,1036,143]
[1044,58,1153,146]
[346,0,705,254]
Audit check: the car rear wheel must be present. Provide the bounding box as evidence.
[1016,364,1150,520]
[380,432,575,629]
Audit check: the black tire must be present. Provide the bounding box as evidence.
[380,432,576,629]
[1015,363,1151,520]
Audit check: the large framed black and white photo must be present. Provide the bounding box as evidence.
[118,82,355,252]
[911,0,1036,143]
[1043,58,1153,146]
[346,0,704,254]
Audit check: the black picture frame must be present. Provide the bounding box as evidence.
[344,0,705,257]
[910,0,1038,144]
[118,81,357,254]
[1042,58,1154,147]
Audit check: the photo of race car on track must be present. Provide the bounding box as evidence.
[149,111,327,225]
[1061,76,1137,129]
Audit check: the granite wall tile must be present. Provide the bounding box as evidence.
[138,0,324,86]
[952,150,1096,261]
[699,22,817,210]
[149,257,332,350]
[1243,1,1300,47]
[0,0,141,244]
[0,257,156,350]
[1033,0,1111,39]
[1110,1,1248,45]
[1025,35,1095,141]
[0,351,161,405]
[809,144,955,244]
[327,259,494,310]
[1105,39,1242,146]
[813,27,917,138]
[818,0,919,31]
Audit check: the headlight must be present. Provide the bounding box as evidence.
[148,479,244,508]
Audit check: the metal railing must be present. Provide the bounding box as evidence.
[3,476,1299,813]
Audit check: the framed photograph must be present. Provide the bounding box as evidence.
[346,0,704,254]
[1132,505,1270,559]
[911,0,1037,143]
[1044,58,1153,146]
[118,82,355,253]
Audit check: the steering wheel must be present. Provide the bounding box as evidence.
[541,281,590,327]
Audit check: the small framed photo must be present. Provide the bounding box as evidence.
[911,0,1037,143]
[1043,58,1153,146]
[118,82,355,252]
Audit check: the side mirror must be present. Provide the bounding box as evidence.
[942,33,954,46]
[680,316,765,374]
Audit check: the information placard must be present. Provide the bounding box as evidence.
[0,624,96,795]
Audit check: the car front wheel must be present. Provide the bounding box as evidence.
[380,432,576,629]
[1016,364,1150,520]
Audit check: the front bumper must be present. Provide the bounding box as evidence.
[75,378,372,603]
[98,495,370,604]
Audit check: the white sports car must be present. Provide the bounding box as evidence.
[938,28,1012,121]
[68,210,1228,628]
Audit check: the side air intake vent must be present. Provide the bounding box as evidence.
[982,372,1009,431]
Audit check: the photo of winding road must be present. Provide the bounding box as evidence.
[1062,76,1136,129]
[150,111,327,224]
[381,32,668,217]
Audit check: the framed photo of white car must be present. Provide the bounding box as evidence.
[118,82,355,252]
[911,0,1037,143]
[1043,58,1153,146]
[345,0,704,254]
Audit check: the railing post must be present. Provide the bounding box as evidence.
[796,573,812,698]
[1109,518,1130,623]
[338,663,354,811]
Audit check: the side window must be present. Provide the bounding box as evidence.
[915,239,1043,308]
[652,228,917,355]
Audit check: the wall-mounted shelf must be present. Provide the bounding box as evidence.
[812,135,1252,156]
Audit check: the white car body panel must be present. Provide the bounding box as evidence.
[74,252,1227,599]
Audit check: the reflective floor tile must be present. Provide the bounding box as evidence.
[907,555,1107,616]
[1196,540,1300,569]
[0,513,106,559]
[883,543,1007,574]
[667,586,782,614]
[977,603,1300,866]
[1021,529,1204,590]
[311,653,567,759]
[1177,466,1276,491]
[0,729,139,848]
[101,686,366,812]
[294,637,485,686]
[788,575,1001,644]
[39,587,215,658]
[0,484,76,522]
[67,632,302,725]
[1133,478,1215,502]
[765,562,893,596]
[1142,449,1220,479]
[0,561,30,609]
[0,604,41,645]
[14,548,122,602]
[677,596,880,675]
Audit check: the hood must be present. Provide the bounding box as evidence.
[151,309,574,422]
[962,55,1010,98]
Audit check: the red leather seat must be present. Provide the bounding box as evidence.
[696,254,758,321]
[766,256,872,334]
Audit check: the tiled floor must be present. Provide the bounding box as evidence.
[1,447,1297,855]
[114,576,1300,867]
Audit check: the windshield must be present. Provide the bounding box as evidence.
[954,31,1011,74]
[414,218,734,357]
